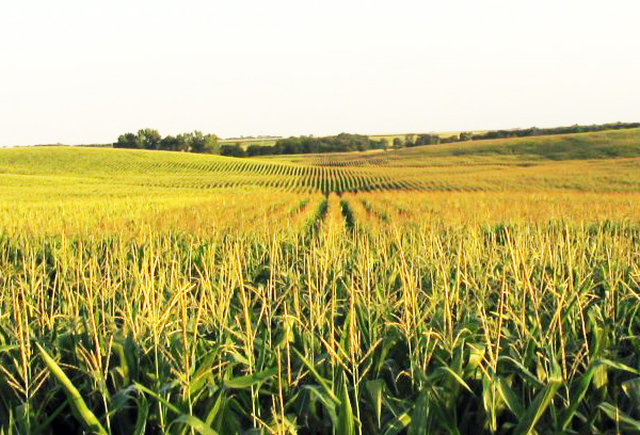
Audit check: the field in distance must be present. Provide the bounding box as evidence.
[217,131,481,149]
[0,128,639,434]
[2,128,640,195]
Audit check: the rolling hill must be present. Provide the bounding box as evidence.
[1,128,639,194]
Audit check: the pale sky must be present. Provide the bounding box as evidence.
[1,0,639,146]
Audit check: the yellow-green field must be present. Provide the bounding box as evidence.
[1,129,640,434]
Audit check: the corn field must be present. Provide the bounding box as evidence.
[1,138,640,434]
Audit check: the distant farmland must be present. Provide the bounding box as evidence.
[367,130,486,144]
[218,136,281,148]
[219,131,484,149]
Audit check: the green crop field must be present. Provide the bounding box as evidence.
[1,129,640,434]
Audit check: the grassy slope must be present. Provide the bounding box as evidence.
[392,128,640,160]
[280,128,640,165]
[2,128,639,173]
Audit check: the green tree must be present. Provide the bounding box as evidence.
[159,135,180,151]
[203,134,219,154]
[137,129,162,149]
[220,143,246,157]
[113,132,138,148]
[190,131,206,153]
[405,134,415,147]
[176,133,192,152]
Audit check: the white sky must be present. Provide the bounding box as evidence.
[1,0,639,146]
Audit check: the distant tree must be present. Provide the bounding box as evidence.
[279,137,302,154]
[114,128,226,153]
[114,132,138,148]
[137,129,162,149]
[246,145,261,157]
[415,134,440,145]
[459,132,472,141]
[405,134,415,147]
[115,121,640,156]
[176,133,192,152]
[159,135,180,151]
[203,134,219,154]
[247,144,274,156]
[368,138,387,149]
[440,135,457,144]
[220,143,246,157]
[190,131,206,153]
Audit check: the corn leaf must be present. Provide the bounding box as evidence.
[223,367,276,389]
[36,343,107,435]
[337,380,355,435]
[171,415,220,435]
[513,376,562,435]
[599,402,640,431]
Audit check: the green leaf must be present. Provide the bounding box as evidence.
[599,402,640,432]
[598,358,639,375]
[304,385,338,428]
[135,383,218,434]
[133,393,148,435]
[292,347,339,403]
[365,379,384,428]
[466,343,486,373]
[382,412,411,435]
[482,374,497,433]
[495,376,524,419]
[498,356,545,388]
[513,375,562,435]
[133,382,182,415]
[437,366,473,394]
[558,361,599,431]
[36,343,107,435]
[0,345,18,354]
[622,378,640,410]
[204,390,224,427]
[408,390,431,435]
[112,341,130,385]
[337,380,355,435]
[560,359,639,431]
[223,367,276,389]
[171,415,220,435]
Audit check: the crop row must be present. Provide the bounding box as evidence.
[4,146,640,194]
[2,212,639,434]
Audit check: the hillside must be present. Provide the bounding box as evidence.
[1,128,640,194]
[280,128,640,165]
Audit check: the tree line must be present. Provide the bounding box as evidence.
[397,122,640,148]
[114,129,219,153]
[221,133,381,157]
[114,122,640,157]
[223,122,640,157]
[466,121,640,141]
